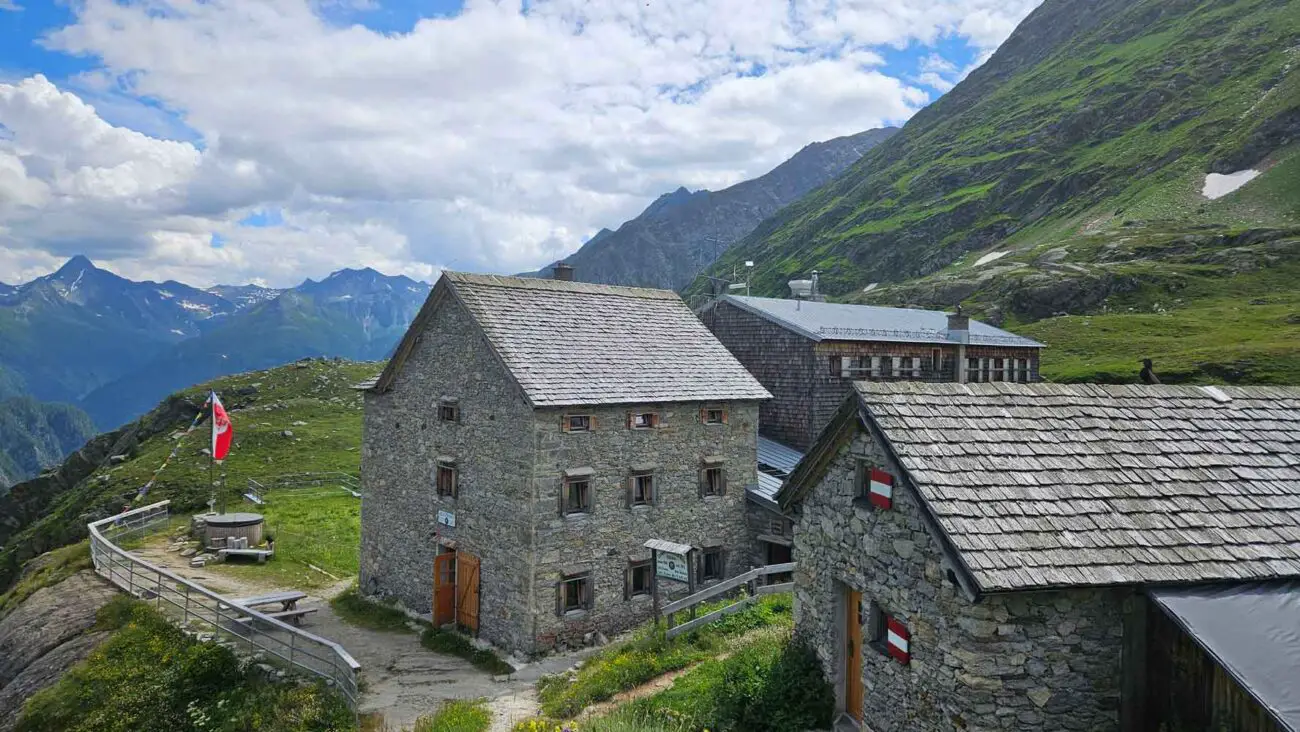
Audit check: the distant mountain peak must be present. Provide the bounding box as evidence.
[52,255,97,279]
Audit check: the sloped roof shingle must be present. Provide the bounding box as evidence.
[855,382,1300,592]
[373,272,770,406]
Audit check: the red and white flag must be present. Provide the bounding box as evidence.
[211,391,234,462]
[868,468,893,509]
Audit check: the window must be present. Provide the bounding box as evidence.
[564,414,592,432]
[855,461,893,509]
[966,357,981,382]
[626,561,652,599]
[866,601,910,665]
[702,407,727,425]
[932,349,942,379]
[629,471,654,507]
[562,476,591,515]
[436,461,458,498]
[992,358,1005,382]
[701,466,726,496]
[630,411,659,429]
[439,401,459,422]
[557,572,592,614]
[880,355,894,379]
[701,547,724,581]
[1017,358,1030,383]
[828,356,843,377]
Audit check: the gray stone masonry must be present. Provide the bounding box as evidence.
[792,428,1123,731]
[529,401,757,652]
[363,290,760,655]
[361,292,538,653]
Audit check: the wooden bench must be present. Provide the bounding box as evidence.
[229,591,307,612]
[234,607,318,627]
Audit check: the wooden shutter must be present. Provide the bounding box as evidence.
[451,467,459,499]
[581,576,593,610]
[626,411,634,429]
[699,407,707,423]
[829,356,842,377]
[589,415,597,430]
[719,468,728,495]
[623,566,631,600]
[625,475,634,508]
[556,581,564,616]
[559,478,568,516]
[721,408,729,424]
[698,467,707,497]
[560,414,570,432]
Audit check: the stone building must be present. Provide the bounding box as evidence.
[697,294,1044,452]
[779,382,1300,731]
[358,270,770,655]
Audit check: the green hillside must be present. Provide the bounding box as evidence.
[697,0,1300,382]
[0,397,97,491]
[0,358,378,593]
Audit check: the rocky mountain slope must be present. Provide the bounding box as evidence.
[694,0,1300,383]
[528,127,898,289]
[0,399,96,494]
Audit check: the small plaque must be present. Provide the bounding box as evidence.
[436,510,455,528]
[656,551,689,582]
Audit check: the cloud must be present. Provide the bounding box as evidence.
[0,0,1042,287]
[0,0,22,12]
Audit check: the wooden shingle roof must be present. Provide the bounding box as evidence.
[797,382,1300,593]
[369,272,771,407]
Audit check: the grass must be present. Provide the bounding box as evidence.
[331,585,413,632]
[421,626,515,676]
[409,700,492,732]
[16,597,353,732]
[513,709,693,732]
[213,488,361,590]
[535,594,792,720]
[0,540,91,620]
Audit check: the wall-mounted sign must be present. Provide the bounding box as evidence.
[656,551,689,582]
[437,510,455,528]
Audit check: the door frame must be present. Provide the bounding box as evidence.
[843,584,864,722]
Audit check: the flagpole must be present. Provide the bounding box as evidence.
[210,391,221,516]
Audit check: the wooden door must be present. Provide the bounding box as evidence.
[456,552,480,634]
[845,588,863,721]
[433,551,456,627]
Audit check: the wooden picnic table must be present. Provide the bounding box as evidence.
[229,591,308,612]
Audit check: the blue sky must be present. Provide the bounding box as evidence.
[0,0,1039,286]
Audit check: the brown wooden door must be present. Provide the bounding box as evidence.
[845,588,863,721]
[433,551,456,626]
[456,552,480,634]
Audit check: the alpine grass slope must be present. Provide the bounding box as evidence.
[702,0,1300,384]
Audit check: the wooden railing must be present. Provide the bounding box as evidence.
[87,501,361,709]
[663,562,795,639]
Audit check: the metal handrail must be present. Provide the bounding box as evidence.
[87,501,361,708]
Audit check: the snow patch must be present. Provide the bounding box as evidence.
[170,329,185,335]
[862,282,879,293]
[179,301,211,312]
[157,289,175,299]
[1202,169,1260,200]
[974,251,1010,267]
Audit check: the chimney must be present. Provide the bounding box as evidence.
[552,262,574,281]
[810,271,826,302]
[947,305,970,344]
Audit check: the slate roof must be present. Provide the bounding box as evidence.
[848,382,1300,592]
[754,435,805,504]
[371,272,770,406]
[715,295,1043,348]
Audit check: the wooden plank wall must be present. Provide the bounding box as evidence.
[1145,601,1284,732]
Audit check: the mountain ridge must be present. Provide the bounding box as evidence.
[525,127,899,289]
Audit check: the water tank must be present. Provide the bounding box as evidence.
[788,279,814,299]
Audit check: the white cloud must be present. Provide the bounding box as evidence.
[0,0,1042,287]
[0,0,22,12]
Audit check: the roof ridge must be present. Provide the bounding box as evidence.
[443,271,680,300]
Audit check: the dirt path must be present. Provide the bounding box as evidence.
[131,535,592,730]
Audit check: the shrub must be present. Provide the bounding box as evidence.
[16,599,353,732]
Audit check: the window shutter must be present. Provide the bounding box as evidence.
[589,415,597,430]
[720,548,729,579]
[582,577,593,609]
[559,480,568,516]
[561,414,570,432]
[652,474,659,505]
[721,408,729,424]
[699,407,707,423]
[720,468,728,495]
[452,468,459,499]
[556,582,564,616]
[623,567,631,601]
[698,467,707,498]
[625,475,634,508]
[829,356,842,377]
[626,411,633,429]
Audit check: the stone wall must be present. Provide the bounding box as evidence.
[361,290,539,653]
[792,427,1123,732]
[699,300,819,450]
[528,401,759,652]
